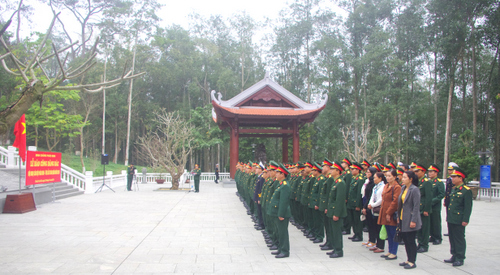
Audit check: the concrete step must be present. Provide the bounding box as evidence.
[36,182,84,201]
[57,190,85,200]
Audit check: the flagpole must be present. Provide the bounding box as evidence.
[18,158,21,194]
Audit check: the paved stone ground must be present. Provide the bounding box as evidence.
[0,180,498,274]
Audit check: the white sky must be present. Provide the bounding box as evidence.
[10,0,293,39]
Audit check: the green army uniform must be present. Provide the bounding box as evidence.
[346,170,365,241]
[326,175,347,257]
[268,176,292,257]
[446,177,472,265]
[341,169,353,233]
[417,175,433,251]
[266,178,280,246]
[310,172,326,242]
[300,174,315,232]
[294,174,307,228]
[319,174,334,249]
[289,171,300,223]
[430,177,445,243]
[193,167,201,192]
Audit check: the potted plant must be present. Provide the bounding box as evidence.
[156,172,166,184]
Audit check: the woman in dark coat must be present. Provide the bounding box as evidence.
[397,170,422,269]
[361,167,378,248]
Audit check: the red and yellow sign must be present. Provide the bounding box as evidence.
[26,151,61,185]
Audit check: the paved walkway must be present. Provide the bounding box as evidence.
[0,181,498,274]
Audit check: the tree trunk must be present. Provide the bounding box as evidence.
[443,65,456,179]
[471,23,477,148]
[124,37,137,166]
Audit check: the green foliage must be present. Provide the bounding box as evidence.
[450,130,482,180]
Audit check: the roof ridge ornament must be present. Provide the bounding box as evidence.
[211,90,223,104]
[265,71,270,79]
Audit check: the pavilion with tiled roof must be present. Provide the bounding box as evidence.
[211,73,328,178]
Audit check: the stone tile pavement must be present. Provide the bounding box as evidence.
[0,180,498,274]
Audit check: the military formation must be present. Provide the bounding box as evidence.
[234,159,473,267]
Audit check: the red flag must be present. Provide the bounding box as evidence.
[13,114,26,162]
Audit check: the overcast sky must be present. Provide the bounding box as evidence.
[12,0,293,39]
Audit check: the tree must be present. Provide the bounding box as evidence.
[0,15,144,136]
[137,111,197,190]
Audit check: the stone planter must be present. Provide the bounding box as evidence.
[156,179,166,184]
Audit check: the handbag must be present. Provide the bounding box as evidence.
[394,224,403,243]
[373,206,381,214]
[379,225,388,240]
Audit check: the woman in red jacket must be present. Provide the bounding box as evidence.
[378,169,402,260]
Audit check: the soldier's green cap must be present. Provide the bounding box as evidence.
[414,162,427,172]
[276,163,290,176]
[312,162,322,172]
[350,162,363,171]
[450,167,467,178]
[428,164,441,172]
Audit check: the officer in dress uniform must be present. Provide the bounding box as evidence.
[325,161,347,258]
[341,158,353,235]
[127,164,135,191]
[192,164,202,192]
[268,163,292,258]
[310,162,326,243]
[347,162,365,242]
[428,164,445,245]
[301,162,315,238]
[253,162,265,230]
[414,162,432,253]
[319,159,334,250]
[444,162,459,237]
[444,167,472,267]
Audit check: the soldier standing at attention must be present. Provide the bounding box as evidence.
[127,164,135,191]
[347,162,365,242]
[341,158,353,235]
[325,161,347,258]
[444,167,472,267]
[428,164,445,245]
[192,164,202,193]
[268,164,292,258]
[310,162,326,244]
[215,164,219,184]
[414,163,432,253]
[444,162,458,237]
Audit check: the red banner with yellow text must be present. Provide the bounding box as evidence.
[26,151,61,185]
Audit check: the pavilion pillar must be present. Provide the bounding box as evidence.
[282,134,289,163]
[293,120,300,163]
[229,122,239,179]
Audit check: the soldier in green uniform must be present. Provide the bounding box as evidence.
[310,162,326,243]
[444,167,472,267]
[341,158,353,235]
[192,164,201,192]
[268,163,292,258]
[265,162,280,251]
[319,159,334,250]
[294,163,307,230]
[325,161,346,258]
[300,162,315,238]
[428,164,445,245]
[127,164,135,191]
[347,162,365,242]
[414,163,432,253]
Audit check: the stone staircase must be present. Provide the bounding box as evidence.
[36,182,85,200]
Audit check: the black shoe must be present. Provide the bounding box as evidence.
[329,252,343,258]
[269,245,278,250]
[319,243,326,247]
[267,243,274,247]
[271,251,280,255]
[275,253,289,258]
[433,240,442,245]
[265,240,272,244]
[307,233,315,238]
[444,257,455,263]
[399,262,408,266]
[313,239,322,243]
[416,247,428,253]
[255,227,264,230]
[348,236,355,240]
[326,251,335,255]
[452,261,464,267]
[351,237,362,242]
[297,225,304,229]
[320,246,333,251]
[342,231,348,235]
[404,263,416,269]
[444,233,449,236]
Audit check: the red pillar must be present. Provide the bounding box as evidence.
[293,120,300,163]
[282,134,289,163]
[229,123,239,179]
